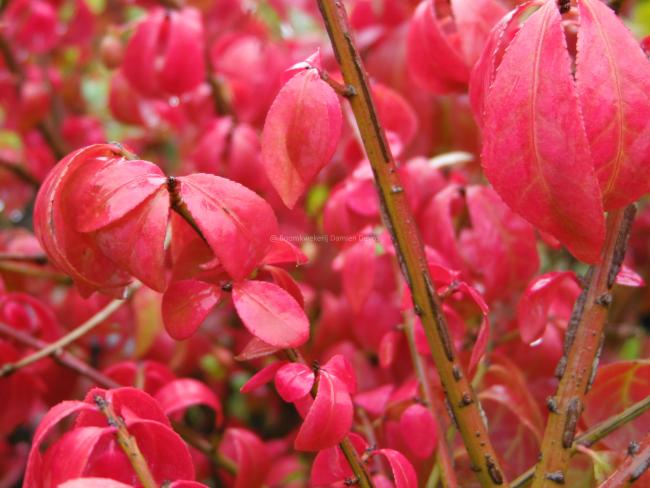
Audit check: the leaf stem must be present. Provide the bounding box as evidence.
[531,205,636,487]
[0,283,141,377]
[512,391,650,487]
[314,1,506,485]
[94,394,159,488]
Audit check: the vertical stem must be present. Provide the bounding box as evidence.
[532,205,636,487]
[404,311,458,488]
[95,395,159,488]
[315,1,506,485]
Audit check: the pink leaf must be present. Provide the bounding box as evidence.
[235,337,281,361]
[274,363,315,402]
[261,69,342,208]
[374,449,418,488]
[451,0,508,66]
[342,239,376,312]
[481,1,605,263]
[219,428,270,488]
[232,280,309,348]
[294,372,353,451]
[323,354,357,394]
[399,404,437,458]
[162,279,221,340]
[263,265,305,308]
[68,157,166,234]
[155,378,223,426]
[311,433,368,485]
[240,362,286,394]
[93,187,170,292]
[177,173,279,281]
[615,265,645,287]
[517,272,580,344]
[576,0,650,210]
[406,0,469,93]
[59,479,132,488]
[24,401,94,488]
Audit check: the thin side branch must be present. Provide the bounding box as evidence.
[532,205,636,487]
[95,394,159,488]
[512,392,650,487]
[315,1,506,485]
[599,434,650,488]
[0,283,141,377]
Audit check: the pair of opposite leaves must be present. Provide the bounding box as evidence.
[33,143,310,349]
[474,0,650,263]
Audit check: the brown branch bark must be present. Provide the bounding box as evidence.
[314,1,506,485]
[0,283,141,377]
[599,433,650,488]
[94,394,159,488]
[512,391,650,487]
[531,205,636,487]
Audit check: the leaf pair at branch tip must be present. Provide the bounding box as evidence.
[475,0,650,263]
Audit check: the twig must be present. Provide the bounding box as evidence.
[599,433,650,487]
[0,321,120,387]
[0,321,239,476]
[0,261,70,282]
[0,283,141,377]
[532,205,636,487]
[403,310,458,488]
[511,392,650,487]
[315,1,506,485]
[286,348,375,488]
[95,394,159,488]
[0,157,40,187]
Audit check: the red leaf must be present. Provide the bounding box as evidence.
[235,337,281,361]
[311,433,368,485]
[123,7,205,96]
[323,354,357,395]
[24,401,94,488]
[459,186,539,301]
[93,187,170,292]
[33,144,132,296]
[162,280,221,340]
[406,0,468,93]
[583,361,650,451]
[451,0,508,66]
[76,388,171,428]
[373,449,418,488]
[40,426,109,486]
[177,173,278,281]
[294,371,353,451]
[155,378,223,426]
[274,363,315,402]
[240,361,286,394]
[399,404,437,458]
[481,1,605,263]
[517,272,580,345]
[576,0,650,210]
[59,479,132,488]
[263,265,305,308]
[68,157,166,234]
[232,280,309,348]
[261,69,342,208]
[615,265,645,287]
[219,428,270,488]
[342,239,376,312]
[354,385,394,416]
